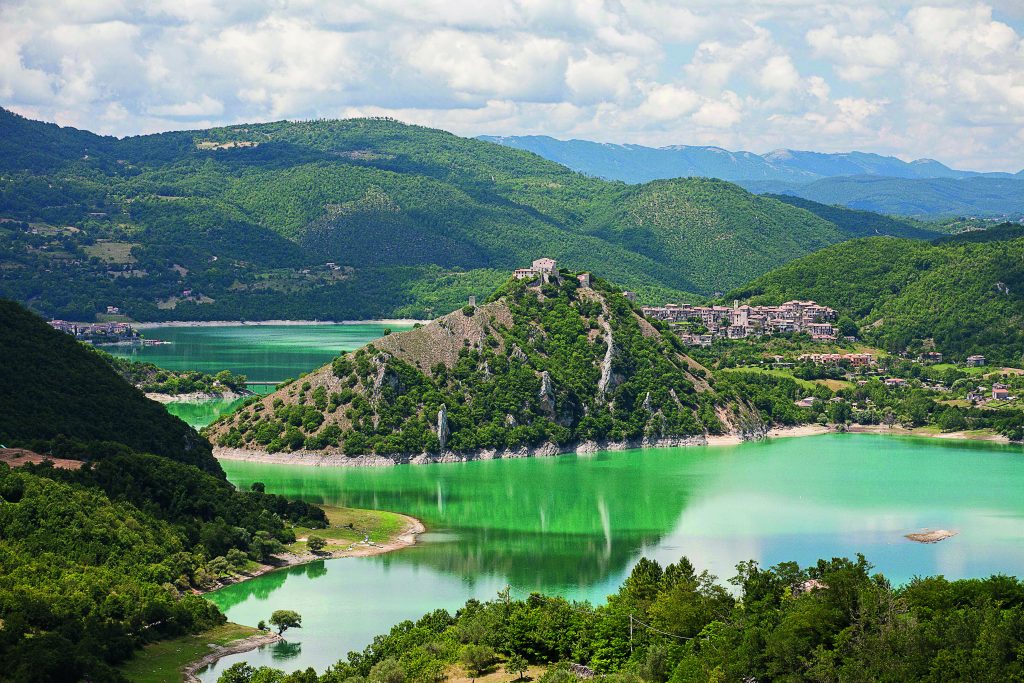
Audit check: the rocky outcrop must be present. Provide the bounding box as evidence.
[597,318,616,398]
[539,370,556,415]
[437,404,450,452]
[371,353,398,402]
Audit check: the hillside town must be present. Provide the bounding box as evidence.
[642,300,839,345]
[48,319,141,344]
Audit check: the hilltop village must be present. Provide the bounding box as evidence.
[643,300,838,344]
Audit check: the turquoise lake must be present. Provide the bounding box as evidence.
[200,433,1024,679]
[108,323,412,427]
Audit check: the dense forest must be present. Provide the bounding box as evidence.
[727,234,1024,364]
[207,272,787,457]
[217,553,1024,683]
[0,300,326,680]
[0,108,939,322]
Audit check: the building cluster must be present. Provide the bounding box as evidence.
[49,320,138,342]
[798,352,875,366]
[643,300,838,345]
[514,257,559,283]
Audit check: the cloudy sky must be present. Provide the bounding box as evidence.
[3,0,1023,171]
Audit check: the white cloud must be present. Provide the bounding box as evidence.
[148,95,224,118]
[805,25,903,81]
[0,0,1021,170]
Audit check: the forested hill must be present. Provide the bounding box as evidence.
[1,108,935,322]
[0,297,329,678]
[0,298,221,471]
[727,235,1024,364]
[208,271,777,459]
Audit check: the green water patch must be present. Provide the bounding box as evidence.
[202,433,1024,677]
[110,323,413,382]
[113,323,412,428]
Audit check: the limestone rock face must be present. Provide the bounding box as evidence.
[643,391,653,414]
[597,320,619,397]
[511,344,528,362]
[371,353,398,402]
[437,404,450,452]
[539,370,556,415]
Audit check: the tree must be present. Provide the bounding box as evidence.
[461,644,497,677]
[369,658,406,683]
[227,548,249,570]
[505,653,528,681]
[270,609,302,635]
[307,535,327,553]
[251,482,266,493]
[250,531,284,562]
[837,316,859,339]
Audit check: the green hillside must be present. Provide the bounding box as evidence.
[206,270,809,459]
[728,236,1024,363]
[0,298,328,678]
[764,194,940,240]
[0,298,219,472]
[0,109,934,321]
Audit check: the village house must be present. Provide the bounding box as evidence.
[644,299,838,344]
[799,353,875,366]
[884,378,909,388]
[794,397,818,408]
[513,257,559,283]
[920,352,943,363]
[993,384,1010,400]
[966,355,987,367]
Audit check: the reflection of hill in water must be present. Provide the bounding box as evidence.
[221,449,705,588]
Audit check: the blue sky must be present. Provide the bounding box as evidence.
[2,0,1022,170]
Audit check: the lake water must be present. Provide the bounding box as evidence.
[108,323,412,428]
[199,433,1024,679]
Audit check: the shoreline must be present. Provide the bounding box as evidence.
[213,425,835,467]
[132,318,428,329]
[185,513,423,678]
[200,513,425,595]
[845,423,1011,444]
[146,390,248,404]
[183,633,282,683]
[213,423,1018,467]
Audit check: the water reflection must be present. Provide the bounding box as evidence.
[206,434,1024,678]
[271,640,303,662]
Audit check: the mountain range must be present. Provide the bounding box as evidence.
[482,135,1024,219]
[0,108,936,322]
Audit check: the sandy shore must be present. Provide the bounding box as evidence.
[133,319,427,329]
[846,423,1011,444]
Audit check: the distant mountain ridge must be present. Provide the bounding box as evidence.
[480,135,1021,184]
[481,135,1024,219]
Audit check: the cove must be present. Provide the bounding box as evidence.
[108,323,413,382]
[201,433,1024,679]
[109,323,412,428]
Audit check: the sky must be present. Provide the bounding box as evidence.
[2,0,1023,171]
